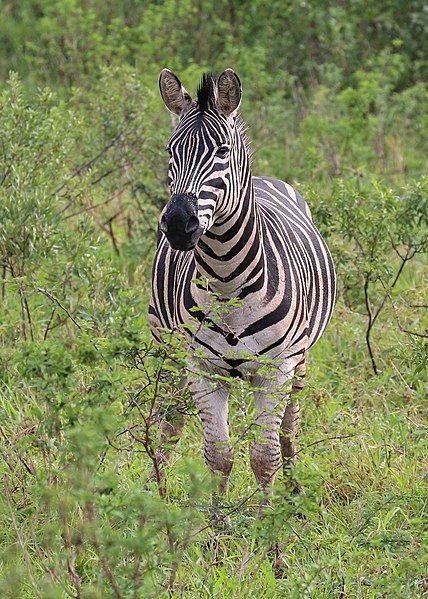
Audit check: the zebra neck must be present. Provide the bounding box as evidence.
[194,183,265,298]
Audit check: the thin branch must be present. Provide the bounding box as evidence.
[22,292,35,342]
[62,518,83,598]
[85,502,124,599]
[36,288,81,330]
[379,279,428,339]
[54,136,122,208]
[36,287,112,370]
[293,434,356,456]
[43,308,56,341]
[0,423,36,475]
[107,220,120,256]
[371,247,411,328]
[0,162,12,187]
[64,195,119,220]
[32,544,78,599]
[86,206,122,255]
[18,284,27,340]
[2,260,7,301]
[187,434,356,541]
[4,476,42,599]
[363,277,378,375]
[396,325,428,339]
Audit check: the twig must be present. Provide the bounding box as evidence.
[293,434,355,457]
[0,424,36,475]
[371,247,410,327]
[4,476,42,599]
[62,519,83,598]
[64,195,119,220]
[289,523,316,562]
[37,288,82,331]
[54,136,122,209]
[379,279,428,339]
[363,278,378,375]
[36,287,113,369]
[85,502,124,599]
[33,543,78,599]
[237,545,268,597]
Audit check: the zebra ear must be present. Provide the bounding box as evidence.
[159,69,192,116]
[217,69,242,117]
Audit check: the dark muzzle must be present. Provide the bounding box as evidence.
[160,193,202,251]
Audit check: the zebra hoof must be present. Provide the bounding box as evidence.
[270,543,287,578]
[290,480,304,496]
[289,482,308,521]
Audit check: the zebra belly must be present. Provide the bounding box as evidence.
[186,320,309,378]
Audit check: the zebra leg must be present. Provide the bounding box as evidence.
[190,379,233,495]
[280,356,306,493]
[249,370,294,492]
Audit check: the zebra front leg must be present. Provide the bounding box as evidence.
[280,356,306,494]
[249,392,286,492]
[249,372,295,493]
[190,379,233,495]
[249,361,299,493]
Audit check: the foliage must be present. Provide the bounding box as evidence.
[308,176,428,374]
[0,2,427,597]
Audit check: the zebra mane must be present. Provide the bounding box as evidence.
[197,72,217,112]
[236,116,252,159]
[197,72,252,158]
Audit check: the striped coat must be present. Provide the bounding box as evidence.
[149,69,336,493]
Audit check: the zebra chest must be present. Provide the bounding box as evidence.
[182,295,251,343]
[161,252,309,375]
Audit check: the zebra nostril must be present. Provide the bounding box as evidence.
[160,217,168,234]
[185,215,199,235]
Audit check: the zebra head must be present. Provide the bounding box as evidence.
[158,68,244,251]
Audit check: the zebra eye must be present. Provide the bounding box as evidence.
[216,145,229,159]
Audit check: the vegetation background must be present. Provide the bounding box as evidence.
[0,1,427,597]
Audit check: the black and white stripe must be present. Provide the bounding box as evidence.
[150,69,336,492]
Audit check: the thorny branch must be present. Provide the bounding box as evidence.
[54,135,123,212]
[36,287,112,370]
[379,278,428,339]
[363,245,416,374]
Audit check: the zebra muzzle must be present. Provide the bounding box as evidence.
[160,193,203,251]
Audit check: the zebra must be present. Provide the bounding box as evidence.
[149,68,336,495]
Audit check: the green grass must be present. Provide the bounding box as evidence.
[3,297,427,597]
